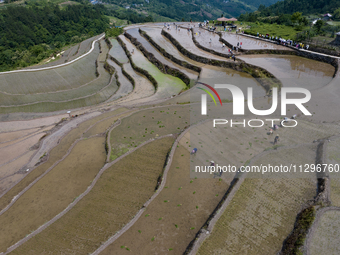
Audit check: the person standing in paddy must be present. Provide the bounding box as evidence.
[274,134,280,145]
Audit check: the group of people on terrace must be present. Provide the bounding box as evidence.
[256,33,310,50]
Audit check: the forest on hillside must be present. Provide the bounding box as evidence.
[0,3,109,71]
[255,0,340,16]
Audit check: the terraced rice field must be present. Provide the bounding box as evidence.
[165,28,227,61]
[1,22,340,255]
[193,28,230,53]
[109,38,129,64]
[126,28,199,82]
[197,146,318,255]
[0,39,119,113]
[0,136,107,253]
[239,55,335,89]
[100,143,229,255]
[8,137,174,255]
[141,27,205,67]
[222,33,291,50]
[0,44,99,94]
[106,59,133,101]
[109,105,190,161]
[0,108,128,212]
[118,35,186,98]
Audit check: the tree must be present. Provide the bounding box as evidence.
[314,20,324,34]
[291,12,302,25]
[334,8,340,20]
[258,4,266,12]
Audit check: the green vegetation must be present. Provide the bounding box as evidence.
[239,0,340,42]
[244,22,303,39]
[100,0,280,22]
[0,3,109,71]
[105,27,124,38]
[255,0,340,17]
[281,206,316,254]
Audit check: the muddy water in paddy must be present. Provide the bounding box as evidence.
[109,39,129,64]
[239,55,334,89]
[191,65,266,103]
[222,33,291,50]
[164,28,227,61]
[193,28,231,53]
[141,27,206,67]
[125,28,199,80]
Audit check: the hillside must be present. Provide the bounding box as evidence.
[255,0,340,16]
[101,0,281,21]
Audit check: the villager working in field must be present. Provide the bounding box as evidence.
[274,134,280,145]
[191,148,198,155]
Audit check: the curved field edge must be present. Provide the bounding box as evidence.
[0,57,118,113]
[5,136,175,255]
[96,123,229,255]
[0,109,136,252]
[124,31,191,88]
[0,108,130,214]
[0,136,107,253]
[161,29,284,93]
[108,104,191,162]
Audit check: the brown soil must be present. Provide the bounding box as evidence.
[0,114,69,133]
[0,127,41,144]
[0,133,44,166]
[9,137,174,255]
[0,150,36,181]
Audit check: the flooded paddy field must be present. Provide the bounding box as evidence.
[239,54,335,89]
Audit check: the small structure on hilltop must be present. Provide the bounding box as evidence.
[329,32,340,46]
[323,13,332,21]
